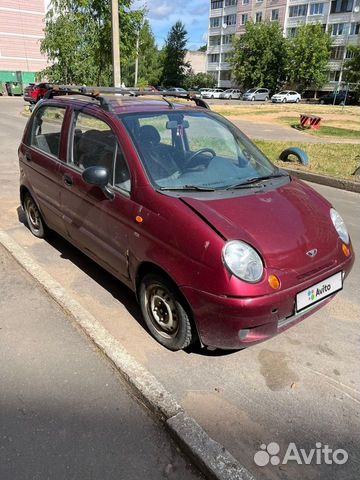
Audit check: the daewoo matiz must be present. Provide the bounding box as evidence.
[18,89,354,351]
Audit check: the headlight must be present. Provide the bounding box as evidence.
[330,208,349,244]
[222,240,264,283]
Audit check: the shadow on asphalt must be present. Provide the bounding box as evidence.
[17,206,240,358]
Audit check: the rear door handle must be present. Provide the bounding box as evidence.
[25,152,32,162]
[63,174,73,187]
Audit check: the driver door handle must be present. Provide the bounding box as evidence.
[63,174,73,187]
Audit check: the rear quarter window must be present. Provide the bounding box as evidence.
[28,106,66,158]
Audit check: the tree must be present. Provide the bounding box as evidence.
[41,0,143,86]
[161,21,189,87]
[197,45,207,52]
[183,72,216,89]
[288,23,331,93]
[230,21,288,92]
[343,45,360,94]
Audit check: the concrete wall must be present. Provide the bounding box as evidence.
[185,51,207,74]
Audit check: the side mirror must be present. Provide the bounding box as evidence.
[82,166,114,200]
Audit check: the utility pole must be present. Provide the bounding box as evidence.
[134,30,140,87]
[111,0,121,87]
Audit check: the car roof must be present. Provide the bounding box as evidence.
[44,95,204,115]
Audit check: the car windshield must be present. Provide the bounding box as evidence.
[246,89,257,93]
[224,89,232,93]
[278,91,289,95]
[120,111,278,191]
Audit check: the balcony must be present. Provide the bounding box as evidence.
[207,62,231,71]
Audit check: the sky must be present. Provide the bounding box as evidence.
[132,0,209,50]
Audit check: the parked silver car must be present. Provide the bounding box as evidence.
[242,88,270,101]
[201,88,225,99]
[219,89,242,100]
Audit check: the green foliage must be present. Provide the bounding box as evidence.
[343,45,360,94]
[41,0,143,86]
[230,21,288,92]
[197,45,207,52]
[183,72,216,89]
[288,23,331,93]
[161,21,190,87]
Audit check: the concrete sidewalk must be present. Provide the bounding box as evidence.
[0,245,202,480]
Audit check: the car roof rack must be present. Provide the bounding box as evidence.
[43,85,211,111]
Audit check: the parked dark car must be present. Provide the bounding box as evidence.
[23,83,52,104]
[18,90,354,351]
[319,91,357,105]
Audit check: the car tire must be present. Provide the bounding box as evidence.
[265,96,269,102]
[23,193,46,238]
[251,97,255,101]
[211,95,214,99]
[320,99,325,105]
[296,98,300,103]
[282,98,286,103]
[139,273,195,351]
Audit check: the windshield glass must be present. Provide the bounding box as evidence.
[120,111,277,190]
[278,91,289,95]
[246,89,257,93]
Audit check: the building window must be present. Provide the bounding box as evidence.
[242,0,250,4]
[222,34,234,44]
[271,9,279,20]
[209,36,221,46]
[210,17,221,28]
[211,1,223,9]
[350,22,360,34]
[287,27,298,37]
[330,23,348,35]
[224,14,237,25]
[209,54,220,63]
[255,11,263,22]
[289,4,308,17]
[345,48,355,58]
[241,13,249,24]
[223,52,232,61]
[330,0,353,13]
[220,70,232,80]
[225,0,238,5]
[329,70,341,81]
[330,46,345,59]
[309,3,324,15]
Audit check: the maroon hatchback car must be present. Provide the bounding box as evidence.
[18,90,354,351]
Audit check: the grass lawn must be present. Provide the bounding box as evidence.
[278,116,360,139]
[254,140,360,180]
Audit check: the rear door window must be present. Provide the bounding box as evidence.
[29,106,65,158]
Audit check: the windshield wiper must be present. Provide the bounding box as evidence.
[158,185,216,192]
[226,173,288,190]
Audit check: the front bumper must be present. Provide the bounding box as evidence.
[181,254,354,349]
[271,98,283,103]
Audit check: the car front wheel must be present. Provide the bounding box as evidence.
[320,99,325,105]
[23,193,46,238]
[296,98,300,103]
[139,274,195,351]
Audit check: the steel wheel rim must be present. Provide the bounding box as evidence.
[146,285,179,339]
[26,198,41,231]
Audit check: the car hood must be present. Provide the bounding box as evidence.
[180,179,338,275]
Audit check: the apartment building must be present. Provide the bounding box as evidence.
[206,0,360,92]
[0,0,47,84]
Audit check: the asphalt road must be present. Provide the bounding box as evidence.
[0,245,202,480]
[1,97,359,479]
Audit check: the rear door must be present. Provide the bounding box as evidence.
[20,104,67,235]
[59,109,136,281]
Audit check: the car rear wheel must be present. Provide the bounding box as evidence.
[282,98,286,103]
[139,273,195,351]
[265,96,269,102]
[320,99,325,105]
[251,97,255,101]
[23,193,46,238]
[296,98,300,103]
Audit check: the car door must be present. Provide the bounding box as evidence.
[58,109,137,282]
[20,104,68,235]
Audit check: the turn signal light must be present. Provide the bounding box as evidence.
[342,243,350,257]
[135,215,144,224]
[268,274,281,290]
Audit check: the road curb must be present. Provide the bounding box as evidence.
[285,168,360,193]
[0,230,256,480]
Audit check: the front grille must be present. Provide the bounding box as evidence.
[296,262,333,281]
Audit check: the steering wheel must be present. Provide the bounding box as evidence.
[183,148,216,170]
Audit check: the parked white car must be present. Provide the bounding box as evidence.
[271,90,301,103]
[201,88,224,99]
[219,89,242,100]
